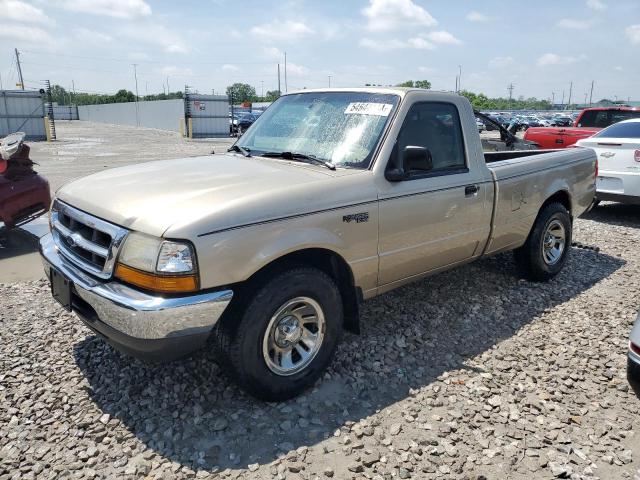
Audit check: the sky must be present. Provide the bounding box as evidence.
[0,0,638,102]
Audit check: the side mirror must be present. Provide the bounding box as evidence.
[385,145,432,182]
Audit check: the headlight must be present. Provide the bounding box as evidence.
[115,232,198,293]
[157,241,195,273]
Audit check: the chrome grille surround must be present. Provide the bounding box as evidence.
[50,199,128,279]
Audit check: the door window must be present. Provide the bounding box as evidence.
[393,102,467,174]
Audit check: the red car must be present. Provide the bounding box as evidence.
[523,107,640,149]
[0,133,51,229]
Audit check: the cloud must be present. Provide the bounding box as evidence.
[537,53,587,66]
[418,66,434,74]
[626,25,640,45]
[360,37,434,52]
[489,56,514,67]
[0,24,53,43]
[59,0,151,19]
[0,0,50,23]
[424,30,462,45]
[221,64,240,72]
[407,37,435,50]
[285,62,309,76]
[262,46,284,59]
[586,0,606,11]
[466,11,489,22]
[119,22,189,54]
[158,65,193,77]
[74,27,113,44]
[362,0,437,32]
[251,20,314,40]
[556,18,593,29]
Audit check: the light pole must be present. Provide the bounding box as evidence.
[132,64,140,126]
[328,75,332,88]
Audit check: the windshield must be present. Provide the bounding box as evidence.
[594,121,640,139]
[235,91,400,169]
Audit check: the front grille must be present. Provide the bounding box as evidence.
[51,199,128,279]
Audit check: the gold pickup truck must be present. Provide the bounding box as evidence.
[40,88,597,400]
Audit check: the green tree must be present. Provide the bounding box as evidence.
[113,89,136,103]
[226,83,257,103]
[264,90,281,102]
[395,80,431,89]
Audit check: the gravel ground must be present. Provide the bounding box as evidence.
[1,203,640,480]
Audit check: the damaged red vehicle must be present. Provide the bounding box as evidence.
[0,132,51,229]
[524,107,640,149]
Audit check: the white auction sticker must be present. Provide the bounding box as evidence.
[344,102,393,116]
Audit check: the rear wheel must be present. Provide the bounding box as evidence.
[215,267,343,401]
[514,202,572,281]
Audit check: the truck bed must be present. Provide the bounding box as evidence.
[484,149,562,163]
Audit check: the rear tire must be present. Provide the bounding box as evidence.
[513,202,572,281]
[215,267,343,401]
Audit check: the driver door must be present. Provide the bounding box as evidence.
[377,101,492,286]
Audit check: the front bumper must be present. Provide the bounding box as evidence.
[39,233,233,361]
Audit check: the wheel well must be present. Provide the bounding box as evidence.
[542,190,571,217]
[243,248,361,334]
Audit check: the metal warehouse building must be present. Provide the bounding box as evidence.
[0,90,46,140]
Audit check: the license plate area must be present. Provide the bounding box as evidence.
[51,267,72,311]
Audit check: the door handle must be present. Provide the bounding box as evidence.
[465,185,479,196]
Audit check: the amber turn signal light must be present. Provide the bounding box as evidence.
[115,263,198,293]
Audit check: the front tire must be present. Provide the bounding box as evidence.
[513,202,572,281]
[215,267,343,401]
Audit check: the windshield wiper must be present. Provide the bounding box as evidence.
[260,151,336,170]
[227,145,252,157]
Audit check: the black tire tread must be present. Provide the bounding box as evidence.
[214,266,342,401]
[513,202,571,282]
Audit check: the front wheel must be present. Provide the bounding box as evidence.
[215,267,343,401]
[513,202,572,281]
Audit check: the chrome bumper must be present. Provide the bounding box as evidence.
[39,232,233,341]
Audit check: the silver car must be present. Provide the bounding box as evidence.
[629,313,640,381]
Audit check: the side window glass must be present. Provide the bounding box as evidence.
[396,102,466,174]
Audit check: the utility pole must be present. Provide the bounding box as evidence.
[551,92,555,108]
[583,93,587,106]
[567,81,573,110]
[589,80,594,107]
[507,83,515,109]
[166,76,170,94]
[561,90,565,108]
[72,79,76,104]
[277,63,281,95]
[132,64,140,126]
[0,72,3,89]
[458,65,462,92]
[15,48,24,90]
[328,75,332,88]
[284,52,288,93]
[145,81,149,97]
[261,80,264,101]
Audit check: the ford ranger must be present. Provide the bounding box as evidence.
[40,88,597,400]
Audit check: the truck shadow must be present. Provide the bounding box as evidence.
[582,203,640,228]
[73,247,624,473]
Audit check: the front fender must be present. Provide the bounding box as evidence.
[193,209,379,291]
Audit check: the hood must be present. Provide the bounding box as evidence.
[56,154,373,238]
